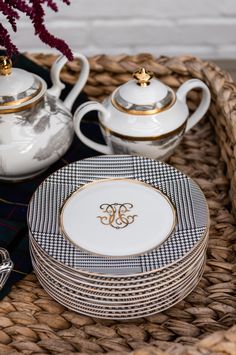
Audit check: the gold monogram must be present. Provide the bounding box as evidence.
[97,203,137,229]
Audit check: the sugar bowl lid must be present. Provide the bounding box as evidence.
[111,67,176,115]
[0,56,46,113]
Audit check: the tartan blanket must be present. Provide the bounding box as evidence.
[0,53,101,298]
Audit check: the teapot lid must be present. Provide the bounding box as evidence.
[0,56,46,113]
[112,68,175,115]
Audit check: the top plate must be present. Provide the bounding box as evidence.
[28,155,209,276]
[60,179,176,257]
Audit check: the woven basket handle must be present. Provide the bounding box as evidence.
[177,79,211,132]
[73,102,112,154]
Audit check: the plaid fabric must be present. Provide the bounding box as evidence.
[0,52,101,299]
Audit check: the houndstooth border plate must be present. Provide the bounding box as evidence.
[28,155,209,275]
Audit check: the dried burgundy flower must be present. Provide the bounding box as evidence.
[0,0,73,60]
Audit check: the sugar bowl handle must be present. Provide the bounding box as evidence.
[73,102,112,154]
[177,79,211,132]
[47,54,90,111]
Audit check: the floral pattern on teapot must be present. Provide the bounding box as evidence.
[0,54,89,181]
[74,68,211,160]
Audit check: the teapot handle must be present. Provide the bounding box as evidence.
[47,54,90,111]
[73,101,112,154]
[177,79,211,132]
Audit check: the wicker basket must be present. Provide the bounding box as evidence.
[0,53,235,355]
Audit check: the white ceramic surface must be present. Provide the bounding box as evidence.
[28,155,209,319]
[0,54,90,181]
[28,155,209,276]
[30,230,208,286]
[30,233,207,294]
[31,235,206,300]
[32,255,205,319]
[117,77,169,106]
[31,240,207,300]
[0,67,36,97]
[32,255,205,308]
[60,179,176,257]
[73,71,211,160]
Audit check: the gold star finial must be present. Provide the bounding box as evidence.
[0,56,12,76]
[133,67,153,87]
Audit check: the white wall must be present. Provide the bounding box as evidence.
[2,0,236,59]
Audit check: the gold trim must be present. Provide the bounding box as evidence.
[27,154,210,278]
[0,57,12,76]
[33,271,205,318]
[98,203,137,229]
[133,68,153,87]
[31,247,206,306]
[100,120,187,141]
[33,256,205,307]
[30,235,207,295]
[32,250,206,305]
[111,89,176,115]
[30,232,208,286]
[0,83,42,108]
[0,96,43,114]
[59,178,177,258]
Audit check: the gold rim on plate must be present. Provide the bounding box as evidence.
[59,177,177,258]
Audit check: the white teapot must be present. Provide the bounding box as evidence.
[0,54,89,181]
[74,68,211,160]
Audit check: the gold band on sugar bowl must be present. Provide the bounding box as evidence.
[111,88,176,115]
[100,120,187,141]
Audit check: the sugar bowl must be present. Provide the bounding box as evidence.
[74,67,211,160]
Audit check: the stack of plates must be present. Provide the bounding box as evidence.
[28,155,209,319]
